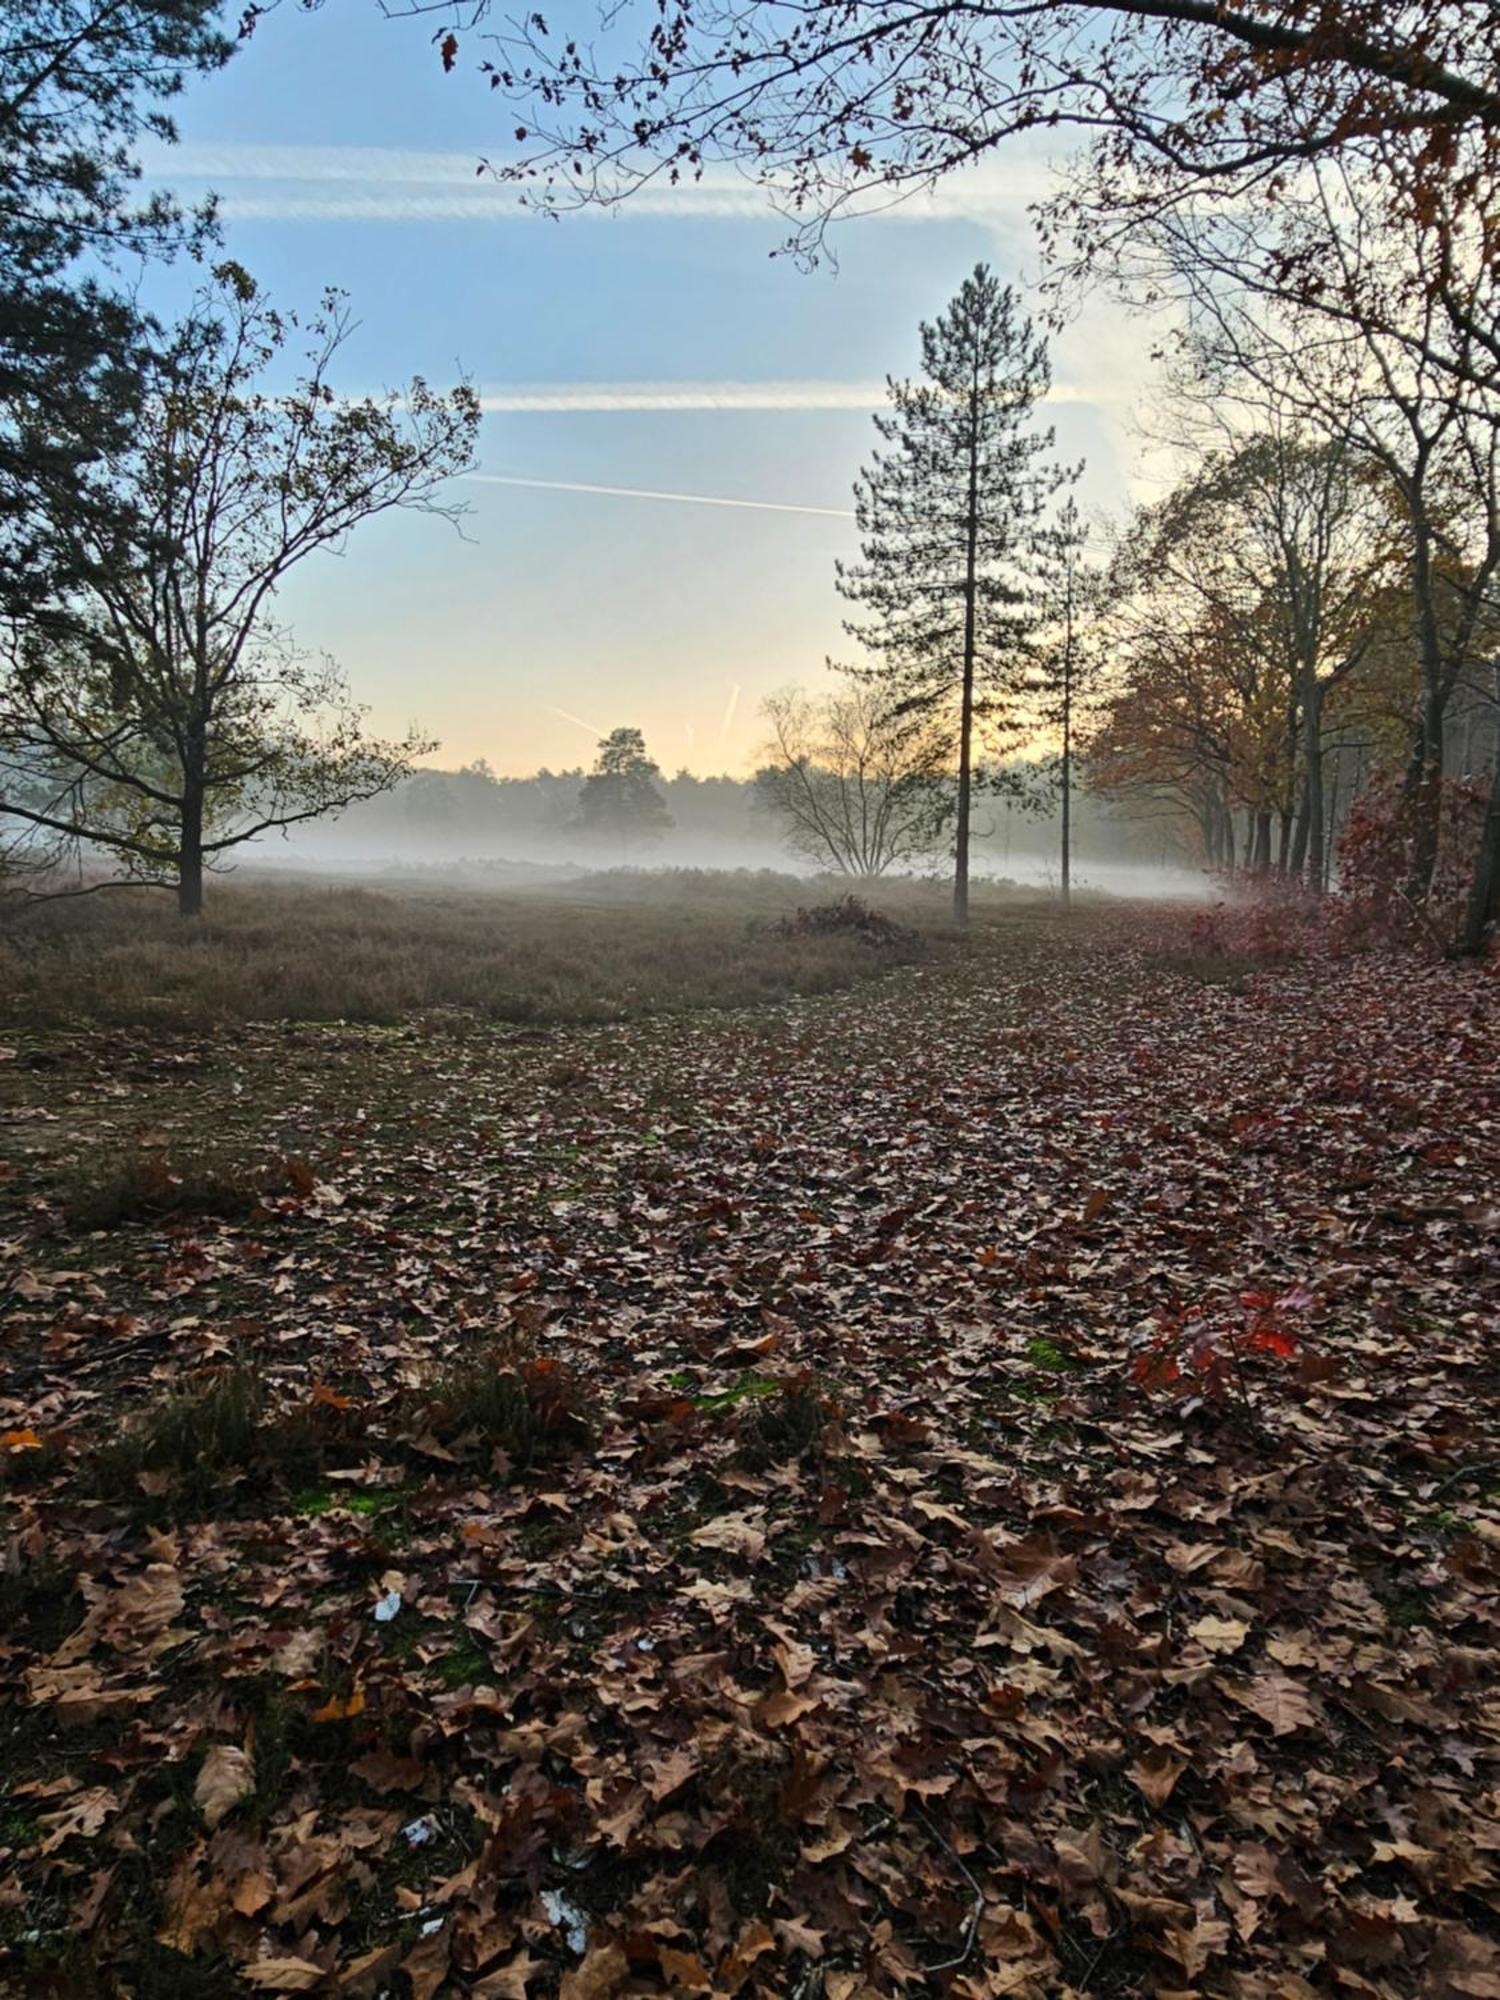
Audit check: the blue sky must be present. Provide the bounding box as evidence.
[136,1,1160,776]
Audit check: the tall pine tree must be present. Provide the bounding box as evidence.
[838,265,1070,922]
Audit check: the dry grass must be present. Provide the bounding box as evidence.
[0,869,1017,1030]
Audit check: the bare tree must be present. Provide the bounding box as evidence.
[756,685,952,877]
[0,265,479,913]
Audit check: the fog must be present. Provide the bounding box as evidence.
[246,764,1212,901]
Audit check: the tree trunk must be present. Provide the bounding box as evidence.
[1303,681,1325,893]
[1290,782,1310,879]
[954,392,981,927]
[1461,758,1500,952]
[1252,810,1272,874]
[178,797,205,918]
[1461,665,1500,953]
[1324,755,1342,891]
[179,716,207,918]
[1059,656,1072,909]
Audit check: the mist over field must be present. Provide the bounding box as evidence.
[255,758,1212,900]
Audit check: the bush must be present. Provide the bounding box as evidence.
[769,895,921,952]
[1332,767,1488,950]
[1181,885,1321,968]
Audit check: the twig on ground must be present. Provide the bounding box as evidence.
[1428,1458,1500,1500]
[917,1806,984,1975]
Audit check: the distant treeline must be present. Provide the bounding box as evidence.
[315,757,1180,872]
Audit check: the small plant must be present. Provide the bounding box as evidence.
[92,1363,335,1506]
[1130,1284,1316,1425]
[61,1147,312,1231]
[421,1338,590,1470]
[736,1377,839,1469]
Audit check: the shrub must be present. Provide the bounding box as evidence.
[1332,767,1488,950]
[1182,886,1320,967]
[769,896,921,952]
[62,1148,310,1231]
[419,1339,591,1470]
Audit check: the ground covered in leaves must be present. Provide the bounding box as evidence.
[2,905,1499,1998]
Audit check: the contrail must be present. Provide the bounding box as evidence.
[478,381,885,413]
[465,472,854,519]
[717,684,743,750]
[545,705,605,740]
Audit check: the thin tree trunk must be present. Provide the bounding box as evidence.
[1253,810,1272,873]
[1324,754,1342,891]
[954,386,981,927]
[1060,645,1072,909]
[1290,780,1310,878]
[1303,682,1325,893]
[1461,663,1500,953]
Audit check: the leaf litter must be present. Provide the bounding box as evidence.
[1,905,1498,1995]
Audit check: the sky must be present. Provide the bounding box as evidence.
[135,0,1166,778]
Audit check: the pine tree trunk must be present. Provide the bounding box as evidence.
[954,393,981,927]
[1060,683,1072,909]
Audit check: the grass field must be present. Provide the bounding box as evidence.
[0,869,1033,1030]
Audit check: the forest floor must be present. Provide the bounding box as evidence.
[1,901,1499,1999]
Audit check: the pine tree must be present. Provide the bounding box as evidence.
[1027,498,1103,907]
[837,264,1071,922]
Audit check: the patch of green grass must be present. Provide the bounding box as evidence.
[432,1635,490,1689]
[1025,1335,1082,1372]
[694,1372,783,1414]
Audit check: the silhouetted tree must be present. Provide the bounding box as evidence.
[838,265,1071,922]
[577,727,674,850]
[0,266,479,914]
[0,0,232,623]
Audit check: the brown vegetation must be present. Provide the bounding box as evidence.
[0,872,986,1029]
